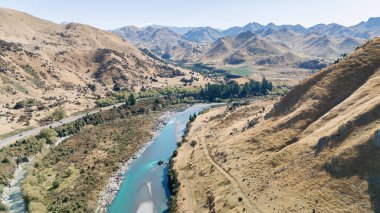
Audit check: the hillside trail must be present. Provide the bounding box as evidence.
[197,136,261,212]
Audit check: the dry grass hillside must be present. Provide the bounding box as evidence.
[172,38,380,212]
[0,8,205,135]
[196,31,336,86]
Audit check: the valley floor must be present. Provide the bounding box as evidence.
[217,63,312,86]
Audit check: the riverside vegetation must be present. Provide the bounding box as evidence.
[0,77,276,212]
[20,97,189,212]
[0,96,177,212]
[167,108,199,213]
[0,128,59,212]
[95,77,276,107]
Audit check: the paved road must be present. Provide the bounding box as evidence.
[0,97,253,149]
[0,103,124,149]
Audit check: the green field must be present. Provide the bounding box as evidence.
[220,65,253,76]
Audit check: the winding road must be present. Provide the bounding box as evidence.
[0,103,124,149]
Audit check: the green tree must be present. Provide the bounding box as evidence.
[260,77,272,95]
[39,128,58,144]
[51,180,60,189]
[127,93,136,106]
[189,113,197,122]
[153,98,161,111]
[52,106,66,121]
[0,203,7,211]
[1,157,10,164]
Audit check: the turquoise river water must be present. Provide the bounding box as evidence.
[108,104,210,213]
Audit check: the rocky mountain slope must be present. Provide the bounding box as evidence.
[222,17,380,38]
[183,27,222,43]
[114,18,379,64]
[0,8,203,135]
[201,30,300,64]
[113,26,205,61]
[199,28,364,80]
[141,25,196,35]
[171,38,380,212]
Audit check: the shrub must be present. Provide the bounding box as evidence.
[13,101,25,109]
[51,180,60,189]
[1,157,9,164]
[95,98,116,107]
[153,98,161,111]
[38,129,58,144]
[127,93,136,106]
[0,203,7,211]
[190,140,197,147]
[51,107,66,121]
[28,202,47,213]
[22,156,29,163]
[189,113,197,122]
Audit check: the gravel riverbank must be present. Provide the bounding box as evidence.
[96,107,186,213]
[1,136,70,212]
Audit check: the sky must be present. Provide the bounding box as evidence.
[1,0,380,30]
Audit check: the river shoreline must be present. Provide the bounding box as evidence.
[96,106,188,213]
[1,136,70,212]
[1,158,34,213]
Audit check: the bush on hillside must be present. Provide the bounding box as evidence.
[0,203,7,211]
[51,107,66,121]
[38,129,58,144]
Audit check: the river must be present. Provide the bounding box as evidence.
[2,136,69,213]
[108,104,210,213]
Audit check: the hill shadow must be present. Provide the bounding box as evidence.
[324,142,380,212]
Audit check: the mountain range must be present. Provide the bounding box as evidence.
[113,18,380,64]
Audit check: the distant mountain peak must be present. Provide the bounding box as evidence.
[112,16,380,62]
[244,22,263,27]
[368,17,380,23]
[235,31,256,42]
[365,17,380,28]
[183,27,222,43]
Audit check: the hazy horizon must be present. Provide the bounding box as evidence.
[1,0,380,30]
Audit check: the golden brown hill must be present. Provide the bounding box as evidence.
[172,38,380,212]
[0,8,205,135]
